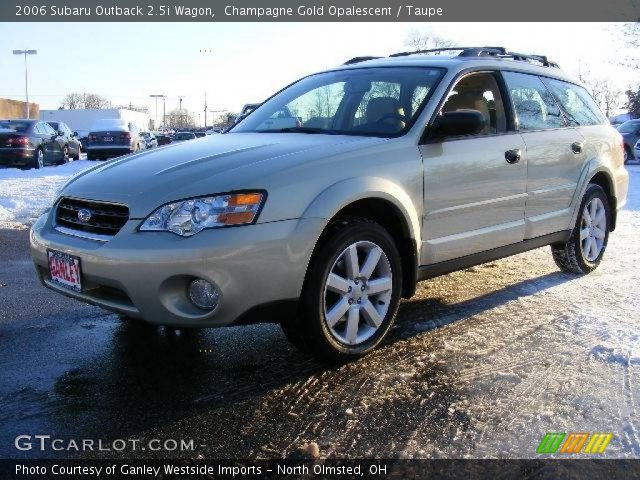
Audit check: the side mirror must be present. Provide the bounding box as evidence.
[72,131,78,137]
[430,110,486,139]
[58,130,65,136]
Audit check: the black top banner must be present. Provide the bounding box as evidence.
[2,0,640,22]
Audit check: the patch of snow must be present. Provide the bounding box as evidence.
[0,160,95,229]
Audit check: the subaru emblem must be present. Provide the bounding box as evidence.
[77,208,92,223]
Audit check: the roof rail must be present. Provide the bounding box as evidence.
[343,56,382,65]
[383,46,559,68]
[389,47,506,58]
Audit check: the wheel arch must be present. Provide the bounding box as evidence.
[588,170,617,231]
[301,177,421,298]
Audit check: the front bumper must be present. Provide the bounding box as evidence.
[30,213,326,327]
[0,148,35,166]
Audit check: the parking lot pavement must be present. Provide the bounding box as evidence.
[0,167,638,459]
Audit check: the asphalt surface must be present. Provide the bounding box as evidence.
[0,168,639,460]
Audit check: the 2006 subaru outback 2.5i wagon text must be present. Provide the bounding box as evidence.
[30,47,629,361]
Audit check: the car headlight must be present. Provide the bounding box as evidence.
[139,192,265,237]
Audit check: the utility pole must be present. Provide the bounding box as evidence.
[12,49,37,119]
[204,92,208,128]
[177,96,185,129]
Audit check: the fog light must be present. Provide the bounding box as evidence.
[188,279,220,311]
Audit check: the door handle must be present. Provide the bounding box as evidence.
[571,142,583,154]
[505,149,521,164]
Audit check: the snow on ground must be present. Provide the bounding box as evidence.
[0,160,95,229]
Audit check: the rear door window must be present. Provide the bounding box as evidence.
[502,71,565,131]
[543,78,607,126]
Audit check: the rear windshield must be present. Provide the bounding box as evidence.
[91,119,127,131]
[231,67,445,137]
[0,120,31,133]
[174,133,195,140]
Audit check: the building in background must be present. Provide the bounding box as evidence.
[39,108,151,133]
[0,98,38,119]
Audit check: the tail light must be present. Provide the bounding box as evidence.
[120,132,131,140]
[7,136,29,146]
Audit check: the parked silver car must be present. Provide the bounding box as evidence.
[85,119,143,160]
[30,47,628,361]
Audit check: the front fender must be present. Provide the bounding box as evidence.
[301,176,422,244]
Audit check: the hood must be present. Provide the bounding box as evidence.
[61,132,382,218]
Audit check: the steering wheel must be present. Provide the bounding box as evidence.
[375,112,407,124]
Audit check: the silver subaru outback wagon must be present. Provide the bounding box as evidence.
[30,47,628,361]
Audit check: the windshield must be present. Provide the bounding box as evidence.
[618,121,639,133]
[230,67,445,137]
[0,120,31,133]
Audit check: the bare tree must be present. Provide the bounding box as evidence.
[620,22,639,70]
[60,92,111,109]
[166,108,196,129]
[578,69,622,118]
[404,28,455,52]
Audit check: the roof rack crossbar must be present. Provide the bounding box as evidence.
[389,47,500,58]
[344,46,559,69]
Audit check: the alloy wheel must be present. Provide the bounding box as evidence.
[323,241,393,345]
[580,197,607,262]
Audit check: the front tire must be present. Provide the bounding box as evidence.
[552,184,610,274]
[284,217,402,361]
[59,145,69,165]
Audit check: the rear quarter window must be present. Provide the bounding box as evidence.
[544,78,607,126]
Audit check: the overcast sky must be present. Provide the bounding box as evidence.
[0,22,635,124]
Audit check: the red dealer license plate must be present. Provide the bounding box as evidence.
[47,250,82,292]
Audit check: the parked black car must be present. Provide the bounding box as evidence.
[172,131,197,142]
[47,121,82,160]
[0,119,66,169]
[156,134,172,146]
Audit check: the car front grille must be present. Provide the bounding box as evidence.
[55,197,129,237]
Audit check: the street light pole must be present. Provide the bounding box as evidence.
[149,94,166,130]
[12,49,37,119]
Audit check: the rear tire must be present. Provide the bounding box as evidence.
[32,148,44,169]
[282,217,402,362]
[551,184,610,274]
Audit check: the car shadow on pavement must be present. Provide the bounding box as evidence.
[390,270,578,341]
[39,269,579,458]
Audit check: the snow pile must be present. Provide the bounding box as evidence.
[0,161,94,229]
